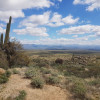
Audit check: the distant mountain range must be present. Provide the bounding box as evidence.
[23,44,100,51]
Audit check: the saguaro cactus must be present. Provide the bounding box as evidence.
[4,16,12,45]
[1,33,3,48]
[0,16,12,49]
[0,33,3,49]
[0,35,1,47]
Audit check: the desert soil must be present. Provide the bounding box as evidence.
[0,74,71,100]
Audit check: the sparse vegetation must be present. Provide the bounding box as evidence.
[0,49,100,100]
[14,90,27,100]
[46,76,60,85]
[72,80,87,99]
[5,70,11,77]
[12,69,20,74]
[0,70,11,84]
[41,67,51,74]
[88,78,100,87]
[0,74,8,84]
[31,76,44,88]
[25,67,41,78]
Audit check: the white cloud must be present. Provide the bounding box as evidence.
[20,37,100,45]
[13,27,49,37]
[50,13,62,23]
[0,10,25,22]
[48,12,64,27]
[0,0,53,10]
[20,12,50,27]
[0,27,5,33]
[0,24,5,27]
[19,12,79,27]
[48,13,79,27]
[59,25,100,35]
[73,35,78,38]
[73,0,100,11]
[0,0,54,22]
[13,12,79,38]
[58,0,62,2]
[62,15,79,24]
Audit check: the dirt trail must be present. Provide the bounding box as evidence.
[0,74,71,100]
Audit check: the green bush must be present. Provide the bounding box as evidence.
[0,51,9,69]
[65,66,86,77]
[72,80,87,99]
[0,70,11,84]
[31,76,44,88]
[33,58,49,67]
[51,71,59,77]
[13,69,19,74]
[87,66,100,77]
[14,90,27,100]
[5,70,11,77]
[88,78,100,87]
[46,76,60,85]
[41,67,51,74]
[25,67,40,79]
[10,53,30,67]
[0,74,8,84]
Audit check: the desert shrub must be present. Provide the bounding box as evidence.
[46,76,60,85]
[66,76,87,99]
[55,58,63,64]
[41,67,51,74]
[87,66,100,77]
[0,51,9,69]
[0,74,8,84]
[5,70,11,77]
[55,64,67,72]
[51,70,59,77]
[13,69,20,74]
[64,66,85,77]
[25,67,40,79]
[33,58,49,67]
[0,70,11,84]
[72,81,87,99]
[3,40,30,68]
[10,53,30,67]
[88,78,100,87]
[64,64,100,78]
[31,76,44,88]
[14,90,27,100]
[3,40,22,67]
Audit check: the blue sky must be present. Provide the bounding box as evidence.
[0,0,100,45]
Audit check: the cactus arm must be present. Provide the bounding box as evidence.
[4,16,12,45]
[1,33,3,49]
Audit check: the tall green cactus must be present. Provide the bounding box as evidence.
[0,35,1,47]
[4,16,12,45]
[1,33,3,48]
[0,33,3,49]
[0,16,12,49]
